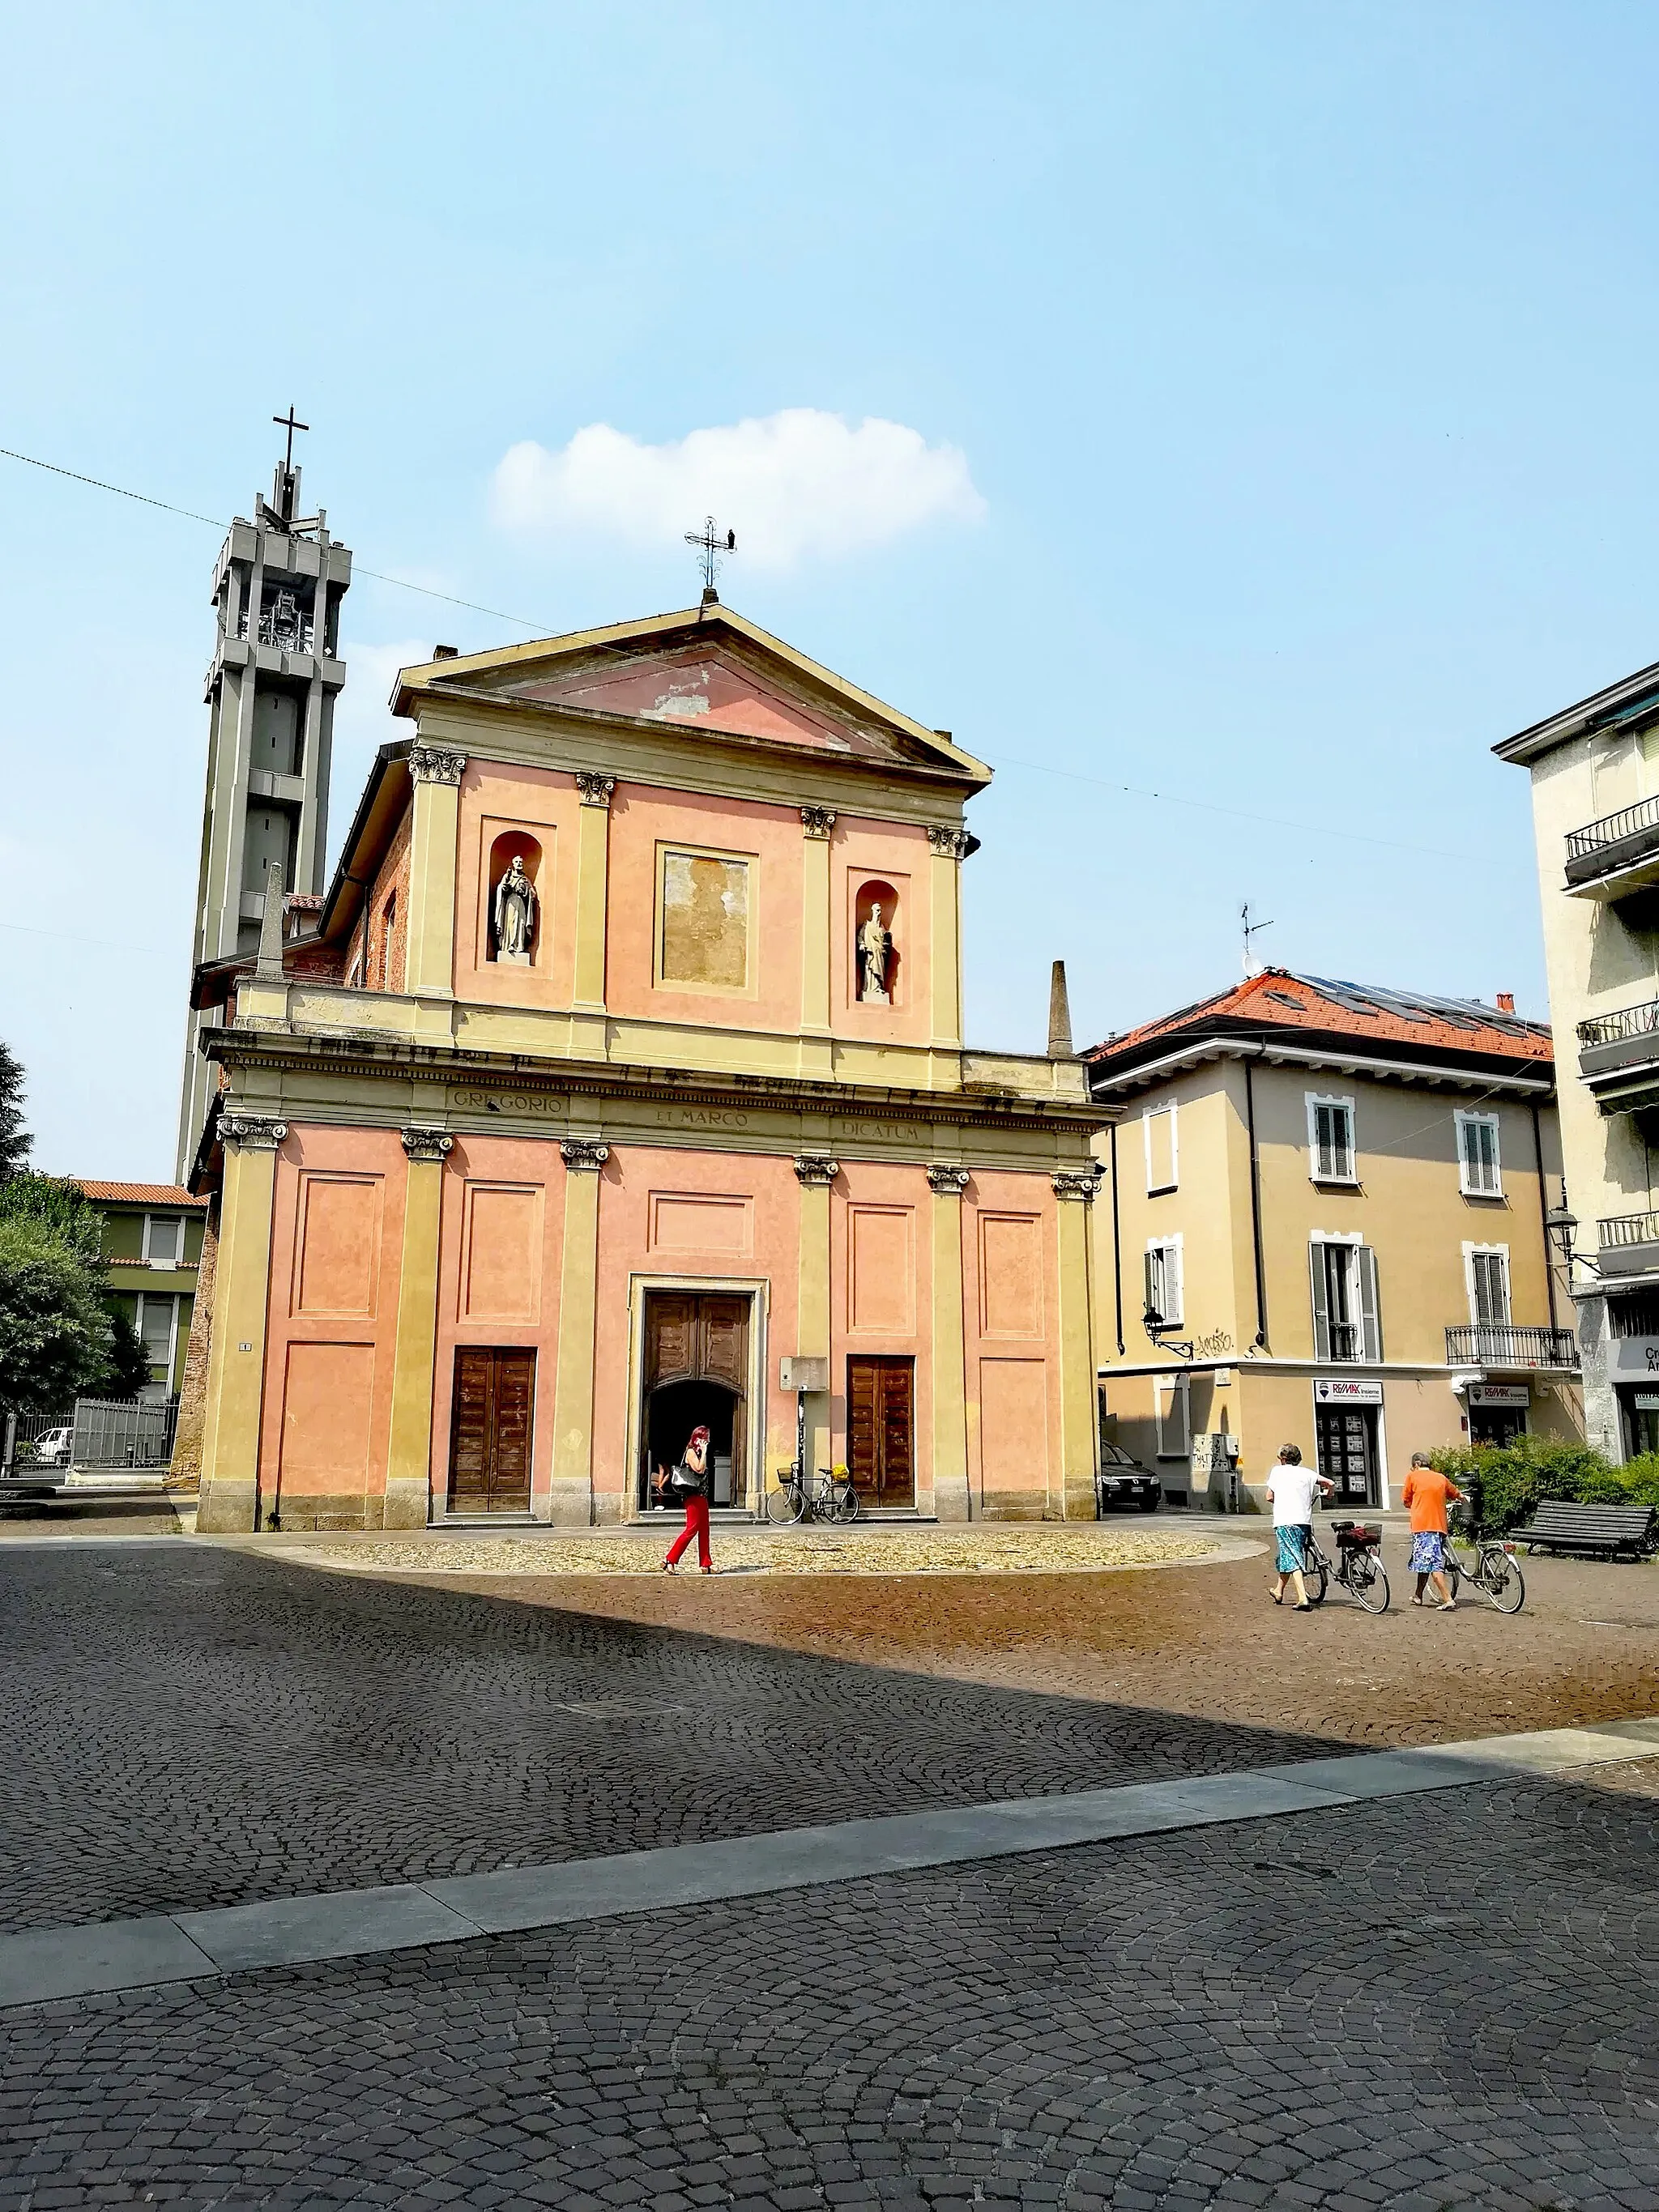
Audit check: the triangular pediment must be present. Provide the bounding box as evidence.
[393,605,988,784]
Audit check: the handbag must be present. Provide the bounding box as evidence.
[668,1460,705,1498]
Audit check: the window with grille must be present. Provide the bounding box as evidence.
[143,1215,184,1266]
[1310,1238,1381,1362]
[1307,1095,1356,1183]
[1466,1246,1512,1326]
[1457,1113,1502,1197]
[1144,1238,1183,1329]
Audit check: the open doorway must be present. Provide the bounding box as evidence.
[638,1289,753,1513]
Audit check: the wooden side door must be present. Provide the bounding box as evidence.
[847,1356,915,1508]
[448,1347,535,1512]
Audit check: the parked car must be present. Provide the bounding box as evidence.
[28,1427,72,1468]
[1096,1439,1162,1513]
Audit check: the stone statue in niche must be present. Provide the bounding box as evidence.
[493,856,538,965]
[858,902,893,1004]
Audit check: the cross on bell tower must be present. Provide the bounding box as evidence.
[684,515,736,606]
[175,414,353,1177]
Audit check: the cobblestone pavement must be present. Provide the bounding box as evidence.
[3,1762,1657,2210]
[0,1545,1327,1936]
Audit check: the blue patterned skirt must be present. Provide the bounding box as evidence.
[1410,1530,1448,1574]
[1275,1525,1310,1575]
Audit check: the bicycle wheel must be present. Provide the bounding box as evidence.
[833,1481,859,1524]
[1478,1546,1525,1614]
[766,1478,806,1525]
[1346,1549,1390,1613]
[1302,1548,1329,1606]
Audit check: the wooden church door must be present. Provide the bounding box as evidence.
[847,1356,915,1508]
[447,1348,535,1513]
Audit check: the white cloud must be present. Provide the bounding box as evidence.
[490,408,986,570]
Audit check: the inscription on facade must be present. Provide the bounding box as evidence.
[451,1088,567,1117]
[656,1106,752,1129]
[832,1119,929,1147]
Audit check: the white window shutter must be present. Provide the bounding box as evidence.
[1166,1242,1183,1326]
[1310,1242,1332,1362]
[1357,1246,1382,1362]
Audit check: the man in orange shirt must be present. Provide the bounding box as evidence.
[1401,1450,1464,1611]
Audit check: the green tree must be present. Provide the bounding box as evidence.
[0,1040,28,1182]
[104,1306,156,1397]
[0,1172,104,1258]
[0,1217,117,1409]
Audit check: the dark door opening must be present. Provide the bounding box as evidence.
[1314,1402,1376,1507]
[847,1355,915,1508]
[640,1290,751,1512]
[447,1347,535,1513]
[1623,1388,1659,1459]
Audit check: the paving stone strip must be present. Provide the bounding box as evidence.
[5,1717,1654,2013]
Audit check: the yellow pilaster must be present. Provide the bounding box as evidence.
[927,825,967,1067]
[572,774,615,1019]
[551,1137,608,1524]
[403,744,466,998]
[794,1154,836,1480]
[384,1128,451,1530]
[928,1164,970,1521]
[1053,1169,1101,1519]
[799,808,834,1071]
[195,1112,285,1534]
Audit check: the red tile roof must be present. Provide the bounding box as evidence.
[70,1181,208,1208]
[1085,970,1552,1071]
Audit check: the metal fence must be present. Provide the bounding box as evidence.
[2,1397,179,1474]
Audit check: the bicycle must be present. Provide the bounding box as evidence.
[1443,1504,1526,1613]
[765,1463,860,1525]
[1301,1519,1391,1613]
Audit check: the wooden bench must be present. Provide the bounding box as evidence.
[1508,1500,1657,1561]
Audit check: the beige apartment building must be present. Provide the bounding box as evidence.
[1084,971,1583,1511]
[1498,658,1659,1461]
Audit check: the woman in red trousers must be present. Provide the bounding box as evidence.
[662,1423,713,1573]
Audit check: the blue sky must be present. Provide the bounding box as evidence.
[4,1,1657,1177]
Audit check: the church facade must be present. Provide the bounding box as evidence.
[186,601,1108,1532]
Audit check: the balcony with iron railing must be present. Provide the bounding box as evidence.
[1563,792,1659,899]
[1444,1323,1580,1370]
[1577,996,1659,1110]
[1593,1209,1659,1280]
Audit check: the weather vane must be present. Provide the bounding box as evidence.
[684,514,736,598]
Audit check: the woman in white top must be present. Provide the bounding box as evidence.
[1267,1443,1334,1612]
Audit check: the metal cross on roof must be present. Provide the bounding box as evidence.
[273,406,309,472]
[684,514,736,596]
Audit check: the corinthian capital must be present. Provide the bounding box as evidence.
[561,1137,610,1172]
[410,744,467,786]
[926,1162,970,1196]
[926,824,974,860]
[220,1112,288,1152]
[793,1154,839,1187]
[575,772,617,808]
[800,806,837,840]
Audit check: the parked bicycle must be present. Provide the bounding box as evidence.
[1301,1519,1391,1613]
[766,1463,859,1525]
[1444,1502,1526,1613]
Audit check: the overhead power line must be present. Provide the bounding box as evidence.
[1,441,1497,868]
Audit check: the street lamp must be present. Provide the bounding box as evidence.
[1545,1184,1599,1278]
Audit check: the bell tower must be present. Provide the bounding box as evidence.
[175,421,352,1177]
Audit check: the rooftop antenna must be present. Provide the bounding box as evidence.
[685,514,736,607]
[1242,901,1274,977]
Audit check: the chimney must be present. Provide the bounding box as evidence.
[433,644,459,660]
[1047,960,1074,1057]
[1496,992,1516,1014]
[255,861,285,983]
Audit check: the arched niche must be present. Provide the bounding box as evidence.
[854,878,900,1006]
[487,831,543,966]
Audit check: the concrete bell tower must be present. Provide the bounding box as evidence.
[175,425,352,1177]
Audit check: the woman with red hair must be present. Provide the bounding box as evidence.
[662,1423,714,1573]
